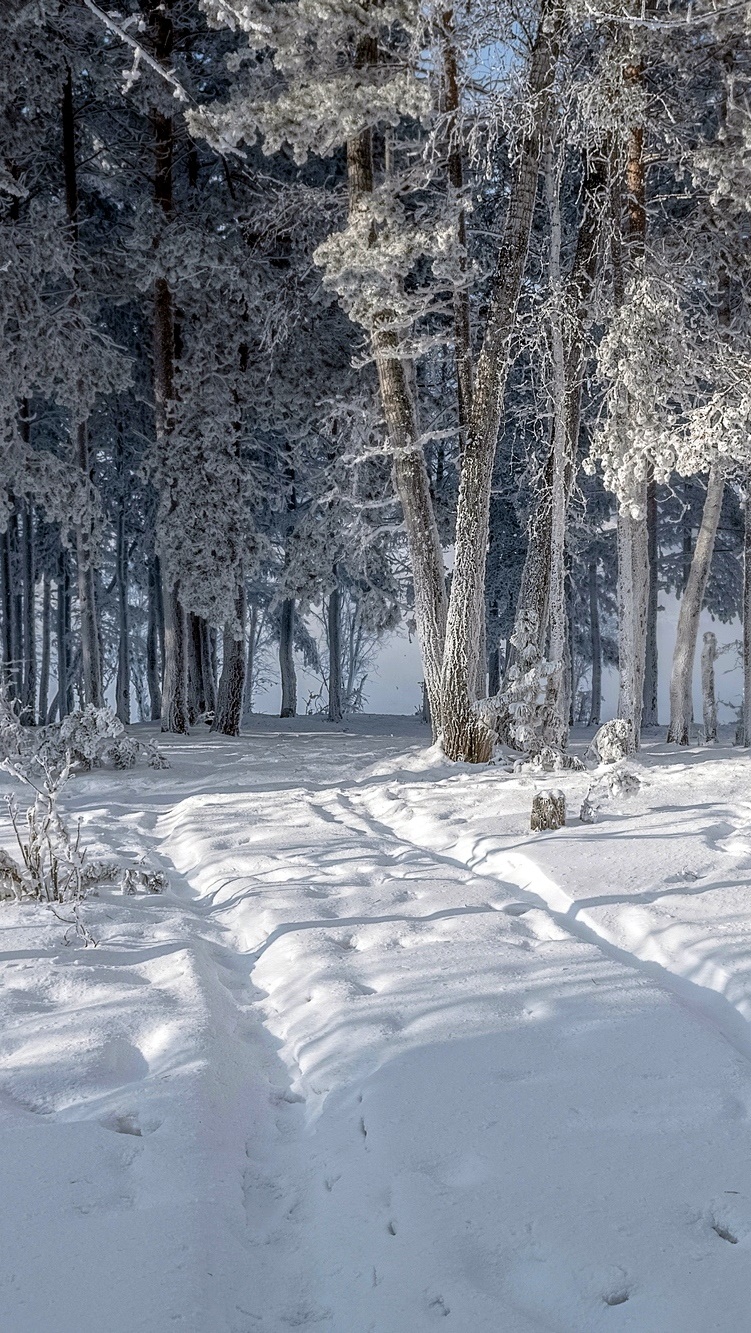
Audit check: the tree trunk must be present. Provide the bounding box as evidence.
[327,584,343,723]
[588,557,601,727]
[742,477,751,746]
[187,613,203,724]
[346,51,447,736]
[199,617,217,717]
[667,466,724,745]
[56,553,71,720]
[39,572,51,725]
[213,587,246,737]
[617,503,649,752]
[115,504,130,724]
[62,75,103,710]
[20,497,36,722]
[0,526,12,694]
[161,578,189,734]
[146,554,162,721]
[701,631,718,744]
[244,602,258,718]
[542,138,568,750]
[441,2,563,762]
[508,143,608,671]
[279,598,297,718]
[642,472,659,727]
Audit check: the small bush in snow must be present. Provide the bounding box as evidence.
[580,765,642,822]
[531,789,566,831]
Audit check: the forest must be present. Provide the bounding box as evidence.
[2,0,748,761]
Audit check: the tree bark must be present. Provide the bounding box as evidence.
[56,552,71,720]
[0,526,12,694]
[617,503,649,752]
[327,584,343,722]
[115,503,130,724]
[346,48,447,735]
[19,496,36,722]
[667,466,724,745]
[441,1,563,762]
[39,572,51,726]
[161,579,189,734]
[62,74,103,709]
[743,477,751,746]
[279,598,297,717]
[701,631,718,744]
[213,587,246,737]
[146,554,162,721]
[588,557,601,727]
[642,472,659,727]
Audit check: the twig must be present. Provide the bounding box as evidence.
[80,0,191,103]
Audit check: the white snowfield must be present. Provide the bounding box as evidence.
[3,719,751,1332]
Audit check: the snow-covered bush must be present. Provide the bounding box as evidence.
[0,690,168,776]
[580,765,641,823]
[587,719,633,765]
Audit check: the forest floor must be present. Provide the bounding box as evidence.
[2,718,751,1331]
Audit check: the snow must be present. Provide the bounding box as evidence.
[3,718,751,1330]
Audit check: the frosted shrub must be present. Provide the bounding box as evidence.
[587,719,633,765]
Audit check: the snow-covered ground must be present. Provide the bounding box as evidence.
[3,718,751,1331]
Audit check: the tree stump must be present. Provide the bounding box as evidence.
[531,788,566,832]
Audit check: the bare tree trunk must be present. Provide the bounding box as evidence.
[146,554,162,721]
[244,602,259,718]
[509,144,608,671]
[39,572,51,725]
[441,2,563,762]
[642,472,659,727]
[199,617,217,717]
[742,477,751,746]
[115,504,130,724]
[542,138,568,750]
[279,598,297,718]
[19,496,36,722]
[61,75,103,709]
[347,50,447,735]
[667,465,724,745]
[161,579,188,734]
[213,587,246,737]
[701,631,718,744]
[588,557,601,727]
[0,526,12,694]
[617,503,649,751]
[327,584,343,723]
[56,552,71,720]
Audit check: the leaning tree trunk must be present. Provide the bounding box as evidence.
[346,48,447,735]
[588,557,602,727]
[440,0,563,762]
[742,476,751,746]
[327,584,343,723]
[279,598,297,718]
[667,465,724,745]
[213,588,246,737]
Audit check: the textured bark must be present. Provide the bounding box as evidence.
[743,479,751,747]
[642,473,659,727]
[587,558,602,727]
[440,10,472,446]
[279,598,297,717]
[441,1,563,762]
[199,618,217,717]
[347,53,447,736]
[213,587,246,737]
[667,466,724,745]
[62,75,103,709]
[509,144,608,671]
[146,554,162,721]
[115,504,130,724]
[0,527,12,693]
[161,578,189,734]
[327,585,344,723]
[701,632,718,744]
[39,573,51,726]
[56,553,72,720]
[20,497,36,722]
[542,139,568,750]
[617,502,649,752]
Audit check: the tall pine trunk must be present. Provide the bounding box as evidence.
[62,75,103,709]
[20,495,36,722]
[588,557,602,727]
[742,476,751,746]
[440,1,563,762]
[213,588,246,737]
[146,553,163,721]
[115,504,130,724]
[642,472,659,727]
[279,598,297,718]
[667,466,724,745]
[327,584,343,723]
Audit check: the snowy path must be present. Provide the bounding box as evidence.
[3,721,751,1330]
